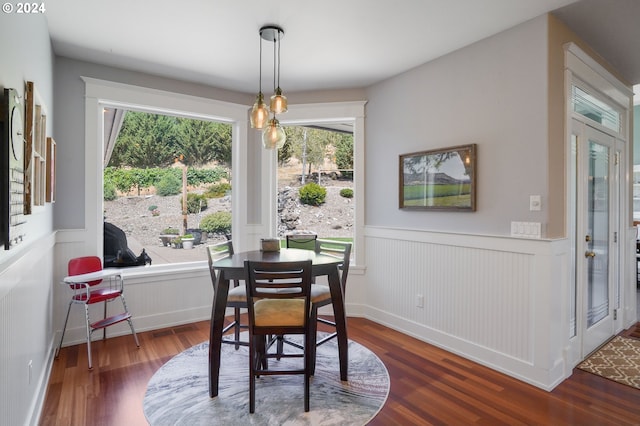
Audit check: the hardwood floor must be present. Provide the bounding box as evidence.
[41,317,640,425]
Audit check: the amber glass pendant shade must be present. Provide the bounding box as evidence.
[250,92,269,129]
[270,88,288,114]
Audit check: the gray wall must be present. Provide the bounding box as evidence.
[0,12,55,263]
[365,15,550,237]
[0,13,53,104]
[0,11,55,426]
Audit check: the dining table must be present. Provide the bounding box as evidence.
[207,247,348,397]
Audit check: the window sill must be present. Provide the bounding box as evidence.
[114,260,209,283]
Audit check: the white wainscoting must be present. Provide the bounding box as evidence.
[0,232,56,426]
[53,268,213,347]
[362,226,570,390]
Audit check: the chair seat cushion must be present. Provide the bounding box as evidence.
[228,285,247,302]
[311,284,331,303]
[254,299,305,327]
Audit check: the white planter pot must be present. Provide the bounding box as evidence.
[182,239,194,249]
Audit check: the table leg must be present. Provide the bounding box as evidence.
[209,272,230,397]
[328,266,348,381]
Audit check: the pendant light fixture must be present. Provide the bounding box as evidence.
[250,25,288,149]
[269,26,287,114]
[249,31,268,129]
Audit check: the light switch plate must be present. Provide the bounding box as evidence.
[530,195,541,211]
[511,221,541,238]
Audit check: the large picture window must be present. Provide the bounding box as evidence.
[277,125,354,247]
[102,109,233,266]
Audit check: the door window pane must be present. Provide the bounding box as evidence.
[569,134,577,338]
[572,85,621,133]
[586,140,609,327]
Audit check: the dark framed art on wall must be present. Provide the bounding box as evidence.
[399,144,476,211]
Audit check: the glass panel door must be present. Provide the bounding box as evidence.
[585,140,609,328]
[580,125,617,357]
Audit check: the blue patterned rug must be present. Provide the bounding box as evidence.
[143,333,389,425]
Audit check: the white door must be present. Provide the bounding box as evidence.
[574,119,619,357]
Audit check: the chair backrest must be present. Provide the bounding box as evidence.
[314,239,352,291]
[244,260,313,329]
[68,256,103,287]
[285,232,317,250]
[207,240,234,283]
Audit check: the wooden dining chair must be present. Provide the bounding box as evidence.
[206,241,248,349]
[309,239,351,367]
[274,239,352,369]
[244,259,314,413]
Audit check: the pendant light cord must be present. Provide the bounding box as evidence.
[272,32,277,93]
[277,32,281,89]
[258,33,263,93]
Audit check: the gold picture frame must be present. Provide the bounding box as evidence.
[23,81,34,214]
[46,137,56,202]
[33,108,46,206]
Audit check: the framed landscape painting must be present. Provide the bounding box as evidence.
[399,144,476,211]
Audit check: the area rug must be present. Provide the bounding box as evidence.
[622,322,640,341]
[578,336,640,389]
[143,333,389,425]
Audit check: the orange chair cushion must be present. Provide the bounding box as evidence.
[254,299,306,327]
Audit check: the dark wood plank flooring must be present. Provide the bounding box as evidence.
[41,317,640,425]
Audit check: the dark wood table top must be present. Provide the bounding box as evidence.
[211,248,342,270]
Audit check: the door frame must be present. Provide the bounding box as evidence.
[564,43,634,368]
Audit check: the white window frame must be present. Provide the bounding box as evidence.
[83,77,248,270]
[84,78,367,270]
[262,101,367,266]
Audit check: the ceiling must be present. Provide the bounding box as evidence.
[552,0,640,90]
[45,0,639,97]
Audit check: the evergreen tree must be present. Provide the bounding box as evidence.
[110,111,178,168]
[278,132,294,165]
[175,118,232,167]
[334,134,354,172]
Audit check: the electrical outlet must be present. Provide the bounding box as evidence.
[416,294,424,308]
